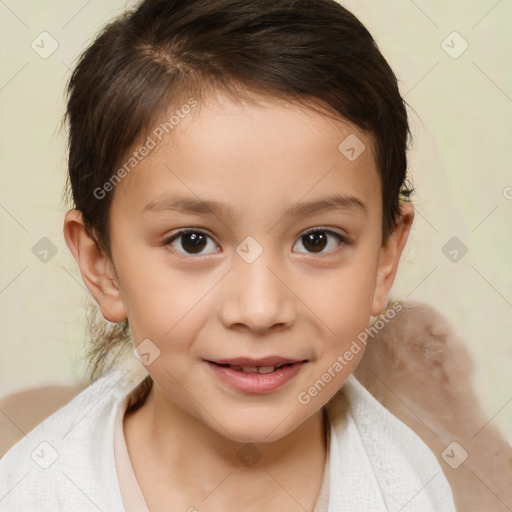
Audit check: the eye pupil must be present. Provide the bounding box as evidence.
[303,232,327,253]
[182,232,206,253]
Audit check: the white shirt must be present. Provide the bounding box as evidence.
[0,366,456,511]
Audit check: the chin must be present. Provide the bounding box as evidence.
[212,409,306,445]
[223,425,292,445]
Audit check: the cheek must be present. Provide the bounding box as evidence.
[112,240,196,335]
[311,262,377,335]
[300,262,378,394]
[122,275,201,345]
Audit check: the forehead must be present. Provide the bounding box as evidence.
[111,90,381,225]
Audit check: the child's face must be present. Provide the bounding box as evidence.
[73,90,412,442]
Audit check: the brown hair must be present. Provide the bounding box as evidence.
[64,0,413,396]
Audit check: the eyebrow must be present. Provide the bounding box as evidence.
[143,194,368,218]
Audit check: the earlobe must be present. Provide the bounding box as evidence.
[370,202,414,317]
[63,209,127,323]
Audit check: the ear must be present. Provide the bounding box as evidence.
[371,202,414,317]
[63,209,127,323]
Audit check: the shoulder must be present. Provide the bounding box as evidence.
[0,383,87,458]
[0,366,146,511]
[326,375,457,511]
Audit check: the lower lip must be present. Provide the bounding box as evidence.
[206,361,306,394]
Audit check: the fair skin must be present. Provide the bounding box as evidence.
[64,90,413,511]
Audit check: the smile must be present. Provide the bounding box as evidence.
[213,362,295,374]
[205,358,307,394]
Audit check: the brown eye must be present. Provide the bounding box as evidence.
[302,232,328,252]
[293,228,347,254]
[166,230,219,255]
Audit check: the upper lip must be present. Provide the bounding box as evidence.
[206,357,306,367]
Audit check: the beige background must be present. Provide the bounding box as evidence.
[0,0,511,442]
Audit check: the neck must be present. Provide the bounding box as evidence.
[125,380,328,509]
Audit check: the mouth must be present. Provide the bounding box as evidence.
[205,357,308,393]
[206,357,306,374]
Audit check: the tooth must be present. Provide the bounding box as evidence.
[242,366,258,373]
[258,366,276,374]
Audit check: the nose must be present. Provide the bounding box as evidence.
[218,250,296,335]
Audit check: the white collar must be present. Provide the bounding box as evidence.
[325,375,456,511]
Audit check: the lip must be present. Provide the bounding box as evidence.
[205,358,307,394]
[209,356,303,367]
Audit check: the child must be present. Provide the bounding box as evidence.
[0,0,457,510]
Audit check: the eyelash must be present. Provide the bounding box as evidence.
[163,227,349,257]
